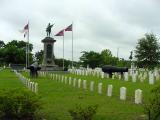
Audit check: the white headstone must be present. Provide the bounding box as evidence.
[52,74,55,80]
[30,82,33,90]
[61,76,64,83]
[85,71,88,76]
[112,74,115,79]
[135,89,142,104]
[124,72,128,81]
[73,78,76,87]
[55,74,58,80]
[118,74,121,80]
[69,77,72,85]
[83,80,87,90]
[34,83,38,93]
[104,73,109,78]
[32,82,35,92]
[93,71,95,76]
[59,75,61,82]
[149,72,154,85]
[120,87,127,100]
[107,84,113,97]
[143,72,147,81]
[27,79,30,88]
[98,83,102,94]
[155,72,159,81]
[78,79,81,88]
[132,74,136,82]
[90,81,94,91]
[154,69,159,81]
[101,72,104,79]
[65,77,68,84]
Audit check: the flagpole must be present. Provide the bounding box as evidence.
[72,22,73,69]
[63,34,64,70]
[27,21,30,67]
[26,41,27,68]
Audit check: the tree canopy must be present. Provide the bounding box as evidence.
[135,33,160,69]
[0,40,33,65]
[35,50,44,64]
[79,49,130,68]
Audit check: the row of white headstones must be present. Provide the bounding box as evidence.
[68,68,157,85]
[14,70,38,93]
[39,72,142,104]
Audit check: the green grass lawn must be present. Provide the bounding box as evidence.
[0,69,25,89]
[25,71,158,120]
[0,69,157,120]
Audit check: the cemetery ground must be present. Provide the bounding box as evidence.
[0,69,158,120]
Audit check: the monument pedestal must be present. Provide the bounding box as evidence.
[41,37,63,71]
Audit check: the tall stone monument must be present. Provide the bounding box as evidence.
[41,23,60,71]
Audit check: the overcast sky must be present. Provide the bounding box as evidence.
[0,0,160,61]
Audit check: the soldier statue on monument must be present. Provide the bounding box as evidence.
[46,23,54,37]
[41,22,63,71]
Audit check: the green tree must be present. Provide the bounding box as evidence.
[79,49,130,68]
[135,33,160,69]
[101,49,113,65]
[0,40,33,65]
[129,51,133,61]
[144,85,160,120]
[35,50,44,64]
[0,40,5,48]
[5,40,33,51]
[80,51,102,68]
[0,41,5,65]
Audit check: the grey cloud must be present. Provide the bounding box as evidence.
[0,0,159,61]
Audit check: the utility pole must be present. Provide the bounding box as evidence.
[117,47,119,58]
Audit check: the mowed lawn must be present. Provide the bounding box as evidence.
[0,69,157,120]
[0,69,24,89]
[24,71,159,120]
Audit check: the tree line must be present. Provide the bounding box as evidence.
[0,33,159,69]
[0,40,33,65]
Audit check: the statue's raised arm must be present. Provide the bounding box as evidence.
[46,23,55,37]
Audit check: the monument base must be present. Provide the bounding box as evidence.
[40,65,63,71]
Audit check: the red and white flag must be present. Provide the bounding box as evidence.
[20,23,29,38]
[55,29,64,36]
[65,24,72,31]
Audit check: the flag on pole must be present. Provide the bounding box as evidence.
[23,24,29,38]
[20,23,29,38]
[55,29,65,70]
[55,29,64,36]
[64,23,74,68]
[20,22,30,67]
[65,24,72,31]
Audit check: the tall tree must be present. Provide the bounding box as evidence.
[35,50,44,64]
[0,40,5,48]
[135,33,160,69]
[0,40,33,65]
[80,51,102,68]
[101,49,113,65]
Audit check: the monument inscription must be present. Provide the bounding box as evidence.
[46,44,52,59]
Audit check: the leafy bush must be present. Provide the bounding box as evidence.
[69,104,98,120]
[0,88,43,120]
[144,85,160,120]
